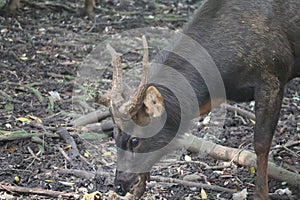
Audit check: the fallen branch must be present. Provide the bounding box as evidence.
[57,168,112,180]
[23,0,76,12]
[58,146,72,163]
[58,168,95,179]
[2,82,44,102]
[57,127,94,168]
[23,84,44,102]
[72,96,95,112]
[78,132,113,140]
[0,183,79,198]
[0,127,112,143]
[150,175,235,193]
[80,121,114,133]
[27,146,41,161]
[30,121,57,131]
[224,104,255,120]
[0,90,23,103]
[57,127,79,159]
[180,133,300,187]
[0,130,59,141]
[70,110,111,127]
[273,140,300,150]
[160,159,231,170]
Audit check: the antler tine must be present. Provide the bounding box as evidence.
[141,35,150,85]
[106,43,123,104]
[125,35,150,114]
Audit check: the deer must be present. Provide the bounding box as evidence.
[105,0,300,199]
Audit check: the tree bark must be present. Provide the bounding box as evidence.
[5,0,21,12]
[82,0,95,19]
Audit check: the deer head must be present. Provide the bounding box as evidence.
[107,36,181,199]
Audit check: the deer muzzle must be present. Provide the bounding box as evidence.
[114,170,150,199]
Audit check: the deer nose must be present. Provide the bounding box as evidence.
[115,182,127,196]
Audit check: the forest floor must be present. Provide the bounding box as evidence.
[0,0,299,199]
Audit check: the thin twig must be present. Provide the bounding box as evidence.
[27,146,41,161]
[58,146,72,163]
[273,140,300,149]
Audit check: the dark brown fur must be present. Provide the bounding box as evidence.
[113,0,300,199]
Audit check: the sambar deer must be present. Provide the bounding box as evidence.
[106,0,300,199]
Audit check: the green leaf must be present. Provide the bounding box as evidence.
[281,181,287,186]
[5,103,14,111]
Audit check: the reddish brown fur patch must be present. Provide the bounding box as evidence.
[198,98,225,115]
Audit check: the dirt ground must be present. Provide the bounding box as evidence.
[0,0,299,199]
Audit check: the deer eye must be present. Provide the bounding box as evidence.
[130,137,139,150]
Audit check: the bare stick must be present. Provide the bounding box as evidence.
[70,110,111,127]
[57,127,79,159]
[160,159,231,170]
[150,175,235,193]
[180,133,300,187]
[57,168,112,179]
[80,121,114,133]
[0,183,79,198]
[58,147,72,163]
[58,168,95,179]
[225,104,255,120]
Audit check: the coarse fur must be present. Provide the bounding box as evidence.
[113,0,300,199]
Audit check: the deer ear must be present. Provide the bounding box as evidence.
[143,86,164,117]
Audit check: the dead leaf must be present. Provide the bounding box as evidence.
[232,188,248,200]
[82,191,102,200]
[250,166,256,175]
[201,188,207,199]
[3,148,17,153]
[64,145,72,151]
[26,115,43,123]
[14,176,20,183]
[58,181,75,187]
[220,173,233,178]
[16,117,31,124]
[184,155,192,161]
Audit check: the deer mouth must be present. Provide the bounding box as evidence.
[129,173,149,199]
[115,172,150,199]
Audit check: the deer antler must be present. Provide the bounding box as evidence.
[130,35,150,109]
[120,35,150,115]
[107,43,123,105]
[107,36,150,118]
[141,35,150,88]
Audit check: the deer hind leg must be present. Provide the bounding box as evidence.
[253,79,284,200]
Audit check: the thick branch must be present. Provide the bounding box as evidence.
[225,104,255,120]
[0,183,79,198]
[57,127,79,159]
[70,110,110,127]
[180,133,300,187]
[150,176,235,193]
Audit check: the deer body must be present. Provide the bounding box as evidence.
[109,0,300,199]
